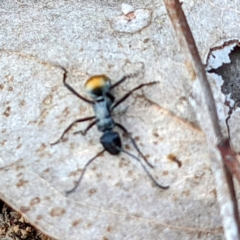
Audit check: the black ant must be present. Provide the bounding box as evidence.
[51,67,169,194]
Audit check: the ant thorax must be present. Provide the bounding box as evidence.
[93,94,115,132]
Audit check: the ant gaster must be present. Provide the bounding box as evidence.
[52,67,169,194]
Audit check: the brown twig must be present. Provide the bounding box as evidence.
[162,0,240,239]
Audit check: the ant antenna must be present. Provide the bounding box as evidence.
[65,149,105,195]
[119,147,169,189]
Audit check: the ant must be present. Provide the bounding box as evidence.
[51,66,169,195]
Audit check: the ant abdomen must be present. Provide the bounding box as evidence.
[100,131,122,155]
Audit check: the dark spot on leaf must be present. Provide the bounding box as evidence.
[162,170,169,176]
[182,190,190,197]
[72,219,82,227]
[89,188,97,196]
[143,38,149,43]
[96,173,102,178]
[153,132,159,137]
[3,106,11,117]
[37,215,43,220]
[145,154,150,159]
[30,197,41,206]
[125,144,130,150]
[134,136,140,141]
[16,144,22,149]
[15,164,24,170]
[19,100,26,106]
[127,170,133,176]
[69,169,82,177]
[16,179,28,187]
[36,143,47,153]
[86,222,92,228]
[50,207,66,217]
[17,172,23,177]
[20,206,30,213]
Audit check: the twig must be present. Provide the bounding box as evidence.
[162,0,240,239]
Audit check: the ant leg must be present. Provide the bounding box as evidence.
[115,123,154,168]
[111,82,158,110]
[74,119,98,136]
[65,149,105,195]
[51,116,95,145]
[59,66,94,104]
[119,147,169,189]
[110,75,129,89]
[110,63,145,89]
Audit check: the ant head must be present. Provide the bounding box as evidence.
[84,75,112,99]
[100,131,122,155]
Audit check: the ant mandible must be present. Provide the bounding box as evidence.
[51,66,169,195]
